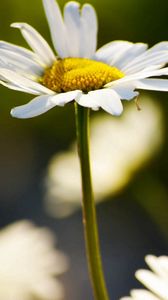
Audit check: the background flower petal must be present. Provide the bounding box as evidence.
[135,270,168,299]
[131,289,160,300]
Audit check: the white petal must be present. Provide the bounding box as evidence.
[120,298,132,300]
[11,95,56,118]
[93,41,133,65]
[123,51,168,74]
[80,4,98,58]
[0,49,44,78]
[148,41,168,53]
[131,289,160,300]
[89,89,123,115]
[106,67,168,87]
[51,90,82,106]
[11,23,55,66]
[64,2,97,58]
[42,0,68,58]
[64,2,81,57]
[134,67,168,77]
[158,256,168,274]
[0,80,41,95]
[0,68,54,95]
[11,91,81,118]
[135,270,168,300]
[113,84,138,100]
[113,43,148,70]
[75,93,99,110]
[145,255,168,279]
[121,42,168,73]
[135,79,168,91]
[0,41,38,61]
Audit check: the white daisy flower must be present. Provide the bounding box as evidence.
[1,0,168,118]
[120,255,168,300]
[44,97,163,218]
[0,220,68,300]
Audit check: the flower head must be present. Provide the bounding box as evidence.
[1,0,168,118]
[0,220,68,300]
[120,255,168,300]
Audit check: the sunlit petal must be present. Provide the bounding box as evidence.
[80,4,98,58]
[11,22,56,66]
[42,0,68,57]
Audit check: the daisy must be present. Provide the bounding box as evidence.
[0,220,68,300]
[120,255,168,300]
[1,0,168,118]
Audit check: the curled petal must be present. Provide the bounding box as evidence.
[11,22,56,66]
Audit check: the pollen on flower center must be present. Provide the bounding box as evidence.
[42,58,124,93]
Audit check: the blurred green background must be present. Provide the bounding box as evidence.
[0,0,168,299]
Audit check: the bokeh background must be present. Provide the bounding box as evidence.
[0,0,168,299]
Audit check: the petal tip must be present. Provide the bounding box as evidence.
[11,106,27,119]
[64,1,80,9]
[10,23,20,28]
[10,108,18,118]
[83,3,96,11]
[112,107,123,116]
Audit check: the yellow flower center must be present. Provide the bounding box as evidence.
[42,58,124,93]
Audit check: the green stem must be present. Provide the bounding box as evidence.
[75,103,110,300]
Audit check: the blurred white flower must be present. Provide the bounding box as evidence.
[0,220,68,300]
[120,255,168,300]
[44,96,164,217]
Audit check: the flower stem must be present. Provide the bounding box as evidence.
[75,103,110,300]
